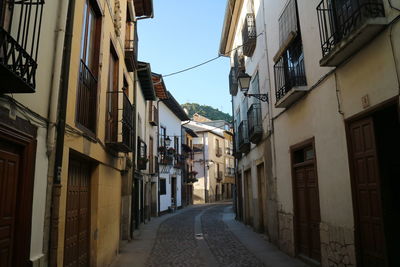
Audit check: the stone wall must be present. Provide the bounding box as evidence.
[320,222,356,267]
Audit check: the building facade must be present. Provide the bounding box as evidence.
[221,0,400,266]
[186,120,236,204]
[220,0,278,239]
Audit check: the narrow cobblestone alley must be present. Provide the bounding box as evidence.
[112,203,307,267]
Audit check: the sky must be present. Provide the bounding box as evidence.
[137,0,232,115]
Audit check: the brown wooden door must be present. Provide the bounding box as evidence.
[348,117,386,266]
[292,142,321,262]
[0,148,20,267]
[64,159,91,267]
[244,170,253,226]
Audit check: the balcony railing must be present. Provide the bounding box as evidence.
[0,0,44,93]
[106,90,134,152]
[238,120,250,153]
[242,13,257,57]
[125,36,138,72]
[77,60,98,133]
[137,138,147,170]
[247,103,263,143]
[229,67,238,96]
[149,105,158,126]
[225,167,235,176]
[174,154,185,168]
[159,152,173,165]
[274,41,307,107]
[317,0,385,66]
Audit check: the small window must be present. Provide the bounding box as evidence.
[293,145,314,164]
[160,179,166,195]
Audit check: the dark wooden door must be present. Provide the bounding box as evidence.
[64,159,91,267]
[0,148,20,267]
[348,117,386,266]
[293,164,321,261]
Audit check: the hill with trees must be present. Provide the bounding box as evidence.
[181,103,232,122]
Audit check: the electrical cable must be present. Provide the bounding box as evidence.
[162,32,264,78]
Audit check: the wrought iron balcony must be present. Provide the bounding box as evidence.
[242,13,257,57]
[229,67,238,96]
[225,167,235,177]
[149,105,158,126]
[274,40,307,108]
[0,0,44,93]
[137,138,147,170]
[317,0,386,66]
[238,120,250,153]
[247,103,263,143]
[159,152,173,165]
[125,37,138,72]
[106,90,134,152]
[174,154,185,169]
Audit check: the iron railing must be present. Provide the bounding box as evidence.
[106,90,134,152]
[137,138,147,170]
[247,103,263,143]
[77,60,98,133]
[317,0,385,58]
[0,0,44,93]
[242,13,257,56]
[225,167,235,176]
[274,38,307,102]
[238,120,250,153]
[229,67,238,96]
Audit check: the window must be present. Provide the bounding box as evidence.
[174,136,179,154]
[160,126,166,147]
[274,0,307,103]
[106,48,119,142]
[76,0,101,133]
[160,179,166,195]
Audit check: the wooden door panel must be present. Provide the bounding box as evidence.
[349,117,386,266]
[64,159,90,267]
[0,150,19,267]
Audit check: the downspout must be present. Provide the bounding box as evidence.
[130,72,138,237]
[156,99,161,215]
[49,0,75,265]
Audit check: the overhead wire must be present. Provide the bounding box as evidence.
[162,32,264,78]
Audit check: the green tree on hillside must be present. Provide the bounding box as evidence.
[181,103,232,122]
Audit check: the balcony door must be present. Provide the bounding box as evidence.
[106,49,119,143]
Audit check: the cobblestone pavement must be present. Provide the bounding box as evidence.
[145,203,265,267]
[146,206,210,267]
[201,205,265,267]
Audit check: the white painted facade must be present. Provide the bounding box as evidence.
[158,101,184,212]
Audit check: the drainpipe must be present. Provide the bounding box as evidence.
[156,99,161,215]
[49,0,75,265]
[130,72,138,237]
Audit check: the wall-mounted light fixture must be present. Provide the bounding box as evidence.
[238,73,268,102]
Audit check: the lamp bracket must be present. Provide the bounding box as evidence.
[244,93,269,102]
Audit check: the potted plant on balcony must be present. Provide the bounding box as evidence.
[158,146,166,153]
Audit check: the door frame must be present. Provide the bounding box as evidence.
[0,111,37,266]
[290,137,321,260]
[344,98,398,266]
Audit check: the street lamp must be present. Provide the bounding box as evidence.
[238,73,269,102]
